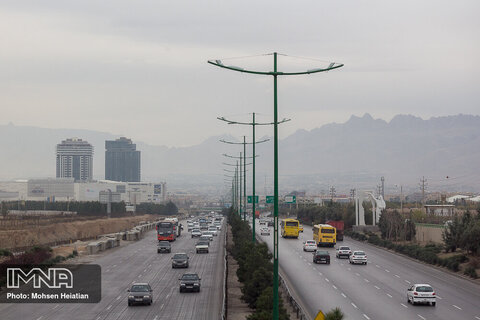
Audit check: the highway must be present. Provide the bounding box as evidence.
[255,219,480,320]
[0,220,225,320]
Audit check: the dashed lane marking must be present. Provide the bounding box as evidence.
[35,317,43,320]
[475,316,480,320]
[351,302,358,309]
[341,293,347,298]
[404,280,411,284]
[436,295,442,300]
[394,274,400,278]
[325,278,330,282]
[364,279,369,283]
[375,264,380,268]
[401,303,408,308]
[385,269,390,273]
[106,305,112,311]
[116,295,121,300]
[308,262,312,266]
[363,314,370,320]
[374,285,380,290]
[452,305,462,310]
[355,273,360,276]
[417,315,426,320]
[387,293,392,298]
[332,285,337,290]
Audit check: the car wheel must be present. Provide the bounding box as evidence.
[128,302,131,306]
[180,288,183,293]
[327,261,330,265]
[407,297,410,304]
[431,302,436,306]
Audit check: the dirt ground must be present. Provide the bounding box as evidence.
[0,214,157,250]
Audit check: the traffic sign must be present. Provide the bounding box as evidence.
[284,195,296,203]
[266,196,274,203]
[314,310,325,320]
[247,196,259,204]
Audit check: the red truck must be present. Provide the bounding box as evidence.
[326,220,344,241]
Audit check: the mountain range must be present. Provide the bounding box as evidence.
[1,113,479,193]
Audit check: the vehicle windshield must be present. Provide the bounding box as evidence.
[181,274,199,280]
[354,252,365,256]
[339,247,350,250]
[197,241,209,245]
[306,241,316,244]
[173,254,187,259]
[416,286,433,292]
[285,221,298,227]
[316,251,329,255]
[158,241,170,246]
[131,285,149,292]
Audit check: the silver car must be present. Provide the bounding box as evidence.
[349,250,367,265]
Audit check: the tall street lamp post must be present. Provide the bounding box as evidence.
[209,52,343,319]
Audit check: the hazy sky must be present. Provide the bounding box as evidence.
[1,0,479,147]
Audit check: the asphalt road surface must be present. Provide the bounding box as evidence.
[0,220,225,320]
[255,219,480,320]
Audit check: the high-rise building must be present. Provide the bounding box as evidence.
[56,138,94,182]
[105,137,141,182]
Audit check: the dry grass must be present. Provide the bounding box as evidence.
[0,215,157,250]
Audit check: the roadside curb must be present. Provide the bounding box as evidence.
[346,236,480,285]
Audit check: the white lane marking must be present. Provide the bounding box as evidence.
[374,285,380,290]
[105,269,110,273]
[325,278,330,282]
[154,316,158,320]
[318,272,323,276]
[308,262,312,266]
[355,273,360,276]
[52,304,59,310]
[404,280,411,284]
[417,315,426,320]
[112,265,117,268]
[351,302,358,309]
[144,269,147,273]
[36,317,43,320]
[148,264,152,267]
[96,317,101,320]
[160,303,165,309]
[340,263,344,266]
[385,269,390,273]
[116,295,121,300]
[375,264,380,268]
[312,267,316,271]
[138,274,142,278]
[452,305,462,310]
[332,285,337,290]
[347,267,351,271]
[401,303,408,308]
[386,293,393,298]
[394,274,400,278]
[341,293,346,298]
[436,295,442,299]
[363,314,370,320]
[475,317,480,320]
[364,278,370,283]
[106,305,112,311]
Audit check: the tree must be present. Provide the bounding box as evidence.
[460,220,480,255]
[1,201,8,218]
[165,201,178,215]
[325,307,344,320]
[442,216,462,253]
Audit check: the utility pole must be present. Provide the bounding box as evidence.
[350,188,356,201]
[420,176,428,206]
[329,186,336,201]
[381,176,385,199]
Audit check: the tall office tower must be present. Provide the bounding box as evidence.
[105,137,141,182]
[56,138,94,182]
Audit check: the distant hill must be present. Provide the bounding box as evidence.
[1,114,479,192]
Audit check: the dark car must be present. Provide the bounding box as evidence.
[313,250,331,264]
[172,252,189,268]
[157,241,171,253]
[127,283,153,306]
[179,273,201,292]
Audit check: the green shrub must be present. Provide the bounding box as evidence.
[464,266,478,279]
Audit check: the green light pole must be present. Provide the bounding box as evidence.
[224,153,257,217]
[209,52,343,319]
[218,114,278,242]
[220,136,268,222]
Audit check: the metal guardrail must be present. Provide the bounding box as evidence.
[221,225,227,320]
[279,273,309,320]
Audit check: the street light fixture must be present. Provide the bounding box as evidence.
[209,52,343,319]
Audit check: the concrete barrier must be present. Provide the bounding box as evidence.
[86,242,101,255]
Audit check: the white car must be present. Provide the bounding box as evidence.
[349,251,367,265]
[407,284,436,306]
[336,246,352,258]
[191,229,202,238]
[303,240,317,252]
[201,231,214,241]
[260,227,270,236]
[208,227,218,236]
